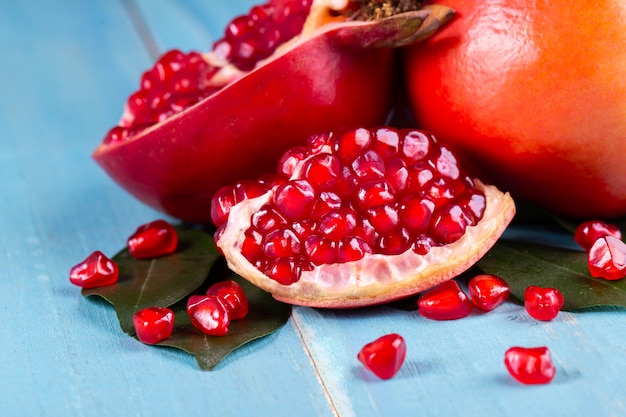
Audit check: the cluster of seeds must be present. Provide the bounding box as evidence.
[212,127,487,285]
[213,0,313,71]
[103,0,314,144]
[103,50,220,144]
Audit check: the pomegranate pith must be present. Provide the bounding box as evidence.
[214,127,515,308]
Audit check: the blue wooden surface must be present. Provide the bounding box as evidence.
[2,1,626,416]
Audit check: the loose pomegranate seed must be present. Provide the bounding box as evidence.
[574,220,622,251]
[588,235,626,280]
[418,280,473,320]
[127,219,178,259]
[69,251,119,288]
[187,295,230,336]
[504,346,556,385]
[524,286,564,321]
[357,333,407,380]
[133,307,175,345]
[206,280,249,320]
[213,127,487,286]
[468,274,510,311]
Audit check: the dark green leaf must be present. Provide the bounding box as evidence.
[157,264,291,371]
[476,239,626,310]
[82,226,219,334]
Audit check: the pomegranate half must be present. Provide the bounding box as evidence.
[92,1,455,224]
[213,126,515,308]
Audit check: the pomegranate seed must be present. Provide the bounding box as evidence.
[252,205,287,232]
[432,146,460,180]
[377,227,411,255]
[265,258,300,285]
[263,228,302,258]
[357,333,407,380]
[574,220,622,251]
[318,208,358,238]
[504,346,556,385]
[133,307,175,345]
[186,295,230,336]
[418,280,473,320]
[127,219,178,259]
[336,237,371,263]
[399,197,435,232]
[69,251,119,289]
[431,204,471,244]
[210,185,238,227]
[401,130,432,162]
[303,153,341,189]
[372,127,400,158]
[524,286,564,321]
[273,179,316,220]
[468,274,510,311]
[588,235,626,280]
[305,236,337,265]
[335,127,373,163]
[366,204,399,234]
[206,280,249,320]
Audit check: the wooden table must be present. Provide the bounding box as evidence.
[2,1,625,416]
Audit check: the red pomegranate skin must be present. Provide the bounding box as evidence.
[93,29,395,224]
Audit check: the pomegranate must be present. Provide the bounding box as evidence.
[93,0,455,224]
[403,0,626,219]
[213,127,515,308]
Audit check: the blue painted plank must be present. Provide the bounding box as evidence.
[0,2,333,416]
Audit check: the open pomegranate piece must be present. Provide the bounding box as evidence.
[92,1,454,224]
[213,127,515,308]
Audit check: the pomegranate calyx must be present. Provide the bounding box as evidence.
[331,6,455,49]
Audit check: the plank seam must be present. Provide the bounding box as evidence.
[291,308,341,417]
[122,0,161,60]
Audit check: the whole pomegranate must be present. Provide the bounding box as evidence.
[93,0,454,224]
[403,0,626,219]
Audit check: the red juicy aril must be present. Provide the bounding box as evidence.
[92,1,455,224]
[213,127,515,308]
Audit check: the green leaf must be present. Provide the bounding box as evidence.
[82,226,219,334]
[157,263,291,371]
[476,239,626,311]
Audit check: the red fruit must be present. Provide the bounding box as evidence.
[588,236,626,280]
[93,1,455,224]
[133,307,175,345]
[357,333,406,380]
[574,220,622,252]
[186,295,230,336]
[504,346,556,385]
[467,274,510,312]
[524,286,564,321]
[69,251,119,289]
[214,127,515,308]
[206,280,249,320]
[127,219,178,259]
[418,280,473,320]
[404,0,626,219]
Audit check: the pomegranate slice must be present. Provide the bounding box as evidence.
[213,127,515,308]
[92,1,455,224]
